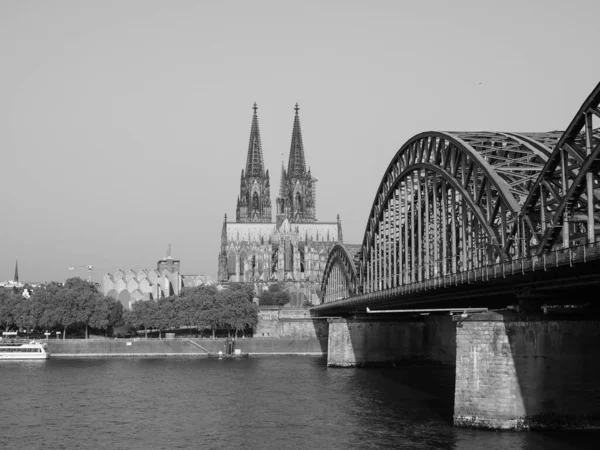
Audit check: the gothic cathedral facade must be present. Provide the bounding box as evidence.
[217,104,342,304]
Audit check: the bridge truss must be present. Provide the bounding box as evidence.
[320,82,600,309]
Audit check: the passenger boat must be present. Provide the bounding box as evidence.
[0,333,50,360]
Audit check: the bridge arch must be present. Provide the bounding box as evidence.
[321,244,360,303]
[513,82,600,255]
[319,82,600,312]
[358,131,554,293]
[322,131,554,300]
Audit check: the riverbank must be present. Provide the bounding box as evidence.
[47,337,328,357]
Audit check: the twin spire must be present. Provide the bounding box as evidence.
[244,103,307,181]
[239,103,315,223]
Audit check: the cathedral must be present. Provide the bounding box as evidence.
[217,104,342,305]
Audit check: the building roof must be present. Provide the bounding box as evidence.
[225,221,339,243]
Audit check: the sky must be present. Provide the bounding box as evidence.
[1,0,599,283]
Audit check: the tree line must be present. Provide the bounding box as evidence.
[124,284,259,338]
[0,278,259,339]
[0,278,122,339]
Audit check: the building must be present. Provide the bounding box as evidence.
[1,260,23,289]
[217,104,342,305]
[101,248,209,310]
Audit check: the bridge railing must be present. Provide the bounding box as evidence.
[322,241,600,305]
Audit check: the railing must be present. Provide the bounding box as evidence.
[46,337,260,341]
[318,241,600,307]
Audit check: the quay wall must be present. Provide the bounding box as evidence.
[255,308,328,339]
[48,337,327,357]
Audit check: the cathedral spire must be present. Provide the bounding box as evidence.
[245,102,265,177]
[287,103,306,177]
[236,103,272,223]
[279,153,286,197]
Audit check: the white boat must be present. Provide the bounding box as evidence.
[0,333,50,360]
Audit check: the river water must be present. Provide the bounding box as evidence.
[0,357,595,449]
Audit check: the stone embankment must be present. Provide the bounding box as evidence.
[46,308,329,357]
[47,337,328,357]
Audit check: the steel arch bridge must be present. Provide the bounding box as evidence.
[318,82,600,313]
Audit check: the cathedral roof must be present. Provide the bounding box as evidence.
[287,103,306,177]
[245,103,265,177]
[224,222,340,243]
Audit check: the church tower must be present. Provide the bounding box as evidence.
[217,214,229,282]
[276,104,316,223]
[236,103,272,223]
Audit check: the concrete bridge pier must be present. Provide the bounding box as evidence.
[454,311,600,430]
[327,315,456,367]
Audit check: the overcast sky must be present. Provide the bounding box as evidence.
[1,0,599,283]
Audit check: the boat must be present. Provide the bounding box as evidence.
[208,349,249,359]
[0,333,50,360]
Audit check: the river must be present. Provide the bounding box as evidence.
[0,357,595,449]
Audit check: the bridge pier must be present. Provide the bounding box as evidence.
[454,311,600,430]
[327,315,455,367]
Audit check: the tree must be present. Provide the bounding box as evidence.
[62,277,108,339]
[107,299,125,330]
[178,285,233,339]
[219,289,258,337]
[155,296,179,338]
[258,283,290,307]
[123,300,157,338]
[0,289,19,331]
[226,283,255,302]
[56,285,81,339]
[85,295,111,337]
[194,286,222,339]
[13,294,41,332]
[177,290,200,335]
[32,282,67,334]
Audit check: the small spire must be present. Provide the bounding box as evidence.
[294,103,299,115]
[279,155,286,198]
[221,214,228,248]
[166,244,172,259]
[14,259,19,283]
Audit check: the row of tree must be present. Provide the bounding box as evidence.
[0,279,259,339]
[125,284,259,338]
[0,278,123,338]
